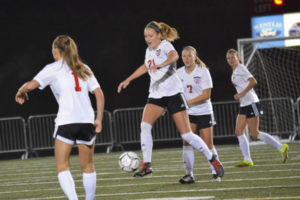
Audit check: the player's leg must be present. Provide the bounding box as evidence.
[235,114,253,167]
[55,138,78,200]
[78,143,96,200]
[200,126,221,181]
[179,122,196,184]
[76,124,97,200]
[247,116,289,163]
[172,110,224,177]
[133,103,165,177]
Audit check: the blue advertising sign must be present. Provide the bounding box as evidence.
[251,15,284,48]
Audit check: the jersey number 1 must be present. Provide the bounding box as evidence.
[72,72,82,92]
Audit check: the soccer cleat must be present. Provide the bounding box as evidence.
[212,174,221,182]
[279,143,289,163]
[235,160,254,167]
[179,174,195,184]
[133,162,153,177]
[209,154,224,177]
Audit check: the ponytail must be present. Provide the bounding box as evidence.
[53,35,92,81]
[145,21,179,42]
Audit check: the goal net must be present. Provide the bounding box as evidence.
[237,36,300,140]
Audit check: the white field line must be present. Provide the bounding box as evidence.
[0,145,299,168]
[1,161,300,183]
[1,146,298,171]
[18,184,300,200]
[1,175,300,195]
[0,152,300,177]
[1,154,299,177]
[136,197,215,200]
[1,168,300,187]
[226,197,300,200]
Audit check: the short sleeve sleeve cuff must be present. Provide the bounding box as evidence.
[33,77,46,90]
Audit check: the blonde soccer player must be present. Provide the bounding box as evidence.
[118,21,224,178]
[15,35,104,200]
[177,46,223,183]
[226,48,289,167]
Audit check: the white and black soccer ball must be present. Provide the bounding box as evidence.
[118,151,140,172]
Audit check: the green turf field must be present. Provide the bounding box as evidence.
[0,142,299,200]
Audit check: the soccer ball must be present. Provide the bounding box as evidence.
[118,151,140,172]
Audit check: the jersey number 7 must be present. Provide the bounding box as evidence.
[187,85,192,93]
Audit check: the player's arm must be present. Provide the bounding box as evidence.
[187,88,211,105]
[93,87,105,133]
[234,77,257,100]
[150,50,179,72]
[117,64,148,93]
[15,80,40,104]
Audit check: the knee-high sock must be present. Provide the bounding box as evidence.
[208,146,218,174]
[258,131,283,150]
[140,122,153,163]
[58,170,78,200]
[237,134,252,162]
[181,132,213,160]
[83,172,96,200]
[182,145,194,176]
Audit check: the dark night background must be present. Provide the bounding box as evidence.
[1,0,300,118]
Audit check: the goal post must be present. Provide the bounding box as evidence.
[237,36,300,141]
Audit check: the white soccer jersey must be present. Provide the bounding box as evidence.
[177,65,213,115]
[231,63,259,107]
[33,59,100,126]
[145,40,183,99]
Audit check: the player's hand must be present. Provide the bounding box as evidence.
[234,93,242,100]
[117,80,130,93]
[94,119,102,134]
[15,91,29,105]
[149,64,163,73]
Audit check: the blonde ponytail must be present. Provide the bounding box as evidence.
[145,21,179,42]
[53,35,92,81]
[158,22,179,42]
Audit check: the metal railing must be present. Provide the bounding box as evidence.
[95,111,114,147]
[296,97,300,137]
[113,107,179,145]
[27,114,56,150]
[259,97,295,136]
[27,111,114,151]
[112,98,296,145]
[0,117,27,154]
[213,100,240,137]
[0,97,298,159]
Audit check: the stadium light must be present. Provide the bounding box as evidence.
[274,0,283,6]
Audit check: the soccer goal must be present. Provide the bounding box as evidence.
[237,36,300,141]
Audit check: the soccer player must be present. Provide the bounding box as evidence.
[177,46,222,183]
[15,35,104,200]
[117,21,224,178]
[226,48,289,167]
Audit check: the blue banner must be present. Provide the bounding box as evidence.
[251,15,284,48]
